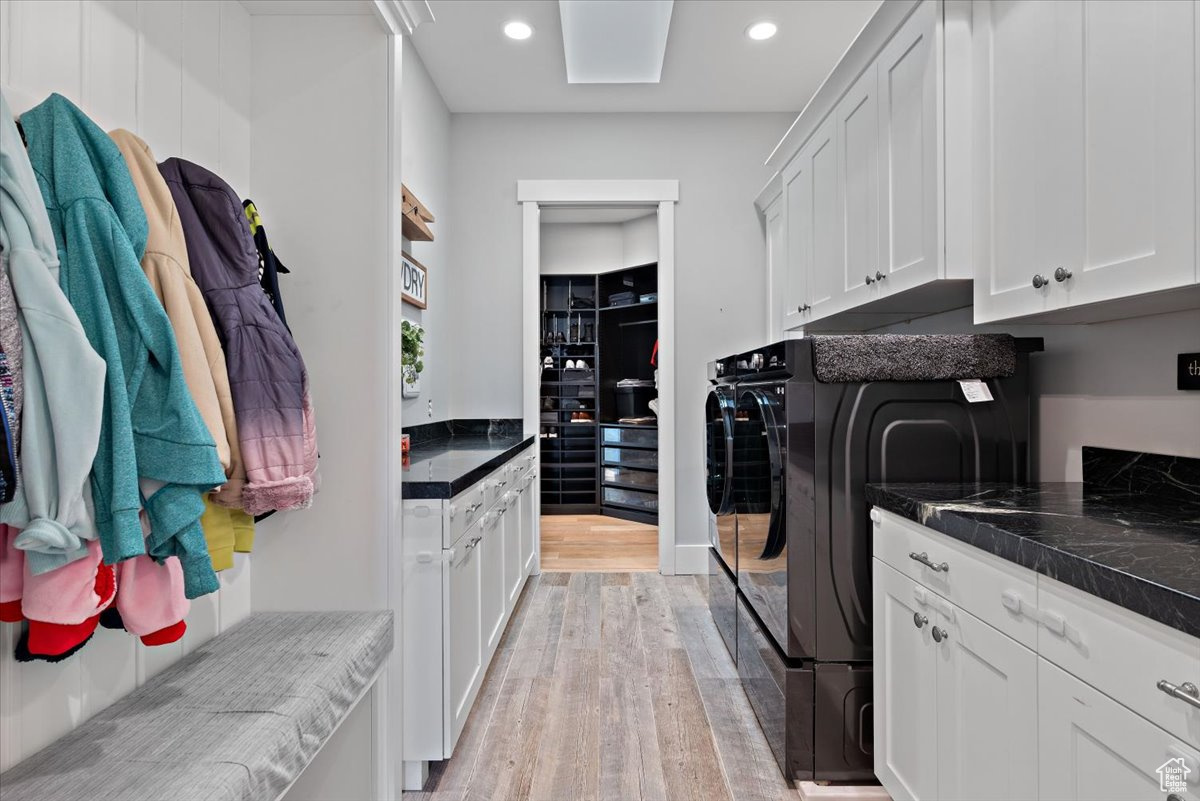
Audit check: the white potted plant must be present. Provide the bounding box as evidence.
[401,320,425,398]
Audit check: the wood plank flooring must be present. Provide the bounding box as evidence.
[407,571,805,801]
[539,515,658,572]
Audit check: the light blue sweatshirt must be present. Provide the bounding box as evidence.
[0,92,106,567]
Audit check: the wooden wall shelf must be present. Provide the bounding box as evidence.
[401,183,435,241]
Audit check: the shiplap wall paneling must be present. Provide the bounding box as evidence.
[0,0,252,772]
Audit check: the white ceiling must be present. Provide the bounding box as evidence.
[412,0,880,113]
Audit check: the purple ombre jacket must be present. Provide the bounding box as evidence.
[158,158,318,516]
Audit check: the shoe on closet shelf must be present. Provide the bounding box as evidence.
[565,359,577,369]
[543,356,554,368]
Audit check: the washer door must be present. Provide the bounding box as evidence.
[706,387,737,574]
[736,384,788,651]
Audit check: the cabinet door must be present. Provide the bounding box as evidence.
[1039,658,1200,801]
[479,511,506,660]
[838,61,882,310]
[1065,0,1196,307]
[936,603,1038,801]
[782,149,812,329]
[973,0,1078,321]
[873,561,939,801]
[877,0,941,293]
[808,114,843,320]
[520,473,537,575]
[502,496,522,609]
[444,531,483,753]
[764,194,786,339]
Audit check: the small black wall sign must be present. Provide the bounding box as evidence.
[1179,352,1200,390]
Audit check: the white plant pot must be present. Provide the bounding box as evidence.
[402,365,421,398]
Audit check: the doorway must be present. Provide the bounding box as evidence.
[518,180,678,574]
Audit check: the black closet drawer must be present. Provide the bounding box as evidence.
[602,466,658,491]
[603,486,658,512]
[600,426,657,449]
[602,446,658,470]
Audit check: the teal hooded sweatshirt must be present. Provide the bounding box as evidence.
[20,94,225,598]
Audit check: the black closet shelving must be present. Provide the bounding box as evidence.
[540,265,659,521]
[540,275,601,513]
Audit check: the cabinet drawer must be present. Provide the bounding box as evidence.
[872,509,1040,649]
[600,426,657,449]
[1038,575,1200,747]
[603,486,658,512]
[602,446,657,470]
[446,484,486,548]
[602,465,658,491]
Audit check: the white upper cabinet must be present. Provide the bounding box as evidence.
[876,0,942,294]
[782,144,814,329]
[838,62,882,310]
[809,115,843,318]
[974,0,1198,322]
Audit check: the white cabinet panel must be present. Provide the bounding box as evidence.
[874,562,938,801]
[1069,0,1197,306]
[519,473,537,577]
[809,116,842,318]
[1039,658,1200,801]
[502,495,522,609]
[973,0,1077,321]
[877,0,940,293]
[479,511,506,659]
[764,195,785,339]
[838,62,881,309]
[937,603,1038,801]
[975,0,1198,322]
[444,527,482,752]
[781,150,812,329]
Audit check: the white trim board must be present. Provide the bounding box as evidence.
[520,179,680,575]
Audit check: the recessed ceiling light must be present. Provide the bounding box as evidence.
[746,21,777,41]
[504,20,534,40]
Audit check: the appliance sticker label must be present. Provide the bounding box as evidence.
[958,379,994,403]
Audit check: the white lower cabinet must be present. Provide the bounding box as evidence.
[402,446,537,787]
[873,561,1037,801]
[873,508,1200,801]
[1039,659,1200,801]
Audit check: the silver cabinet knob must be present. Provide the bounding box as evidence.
[796,303,811,313]
[931,626,948,643]
[1032,274,1048,289]
[1054,267,1072,282]
[865,274,876,285]
[875,271,886,281]
[913,612,928,629]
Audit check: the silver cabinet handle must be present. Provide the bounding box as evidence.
[465,502,482,515]
[913,613,928,629]
[865,274,876,285]
[909,551,949,572]
[1157,680,1200,710]
[875,271,886,281]
[931,626,948,643]
[496,480,508,488]
[464,535,482,551]
[1054,267,1072,282]
[1032,274,1048,289]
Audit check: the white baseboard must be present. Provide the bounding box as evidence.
[673,543,711,575]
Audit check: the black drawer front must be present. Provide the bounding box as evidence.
[602,486,658,511]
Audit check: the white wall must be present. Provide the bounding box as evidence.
[245,13,393,800]
[540,215,659,275]
[401,43,452,425]
[622,213,658,268]
[0,0,252,772]
[448,112,790,554]
[876,307,1200,480]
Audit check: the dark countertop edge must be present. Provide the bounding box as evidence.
[402,435,536,500]
[865,484,1200,640]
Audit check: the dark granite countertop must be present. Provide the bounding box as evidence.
[402,419,533,499]
[865,481,1200,638]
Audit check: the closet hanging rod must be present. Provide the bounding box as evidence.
[617,319,658,328]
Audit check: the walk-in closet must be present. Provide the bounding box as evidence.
[537,209,661,571]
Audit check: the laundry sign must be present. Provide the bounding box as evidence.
[401,251,428,309]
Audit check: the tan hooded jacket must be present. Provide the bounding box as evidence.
[109,130,245,508]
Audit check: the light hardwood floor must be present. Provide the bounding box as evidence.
[539,515,658,572]
[406,571,806,801]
